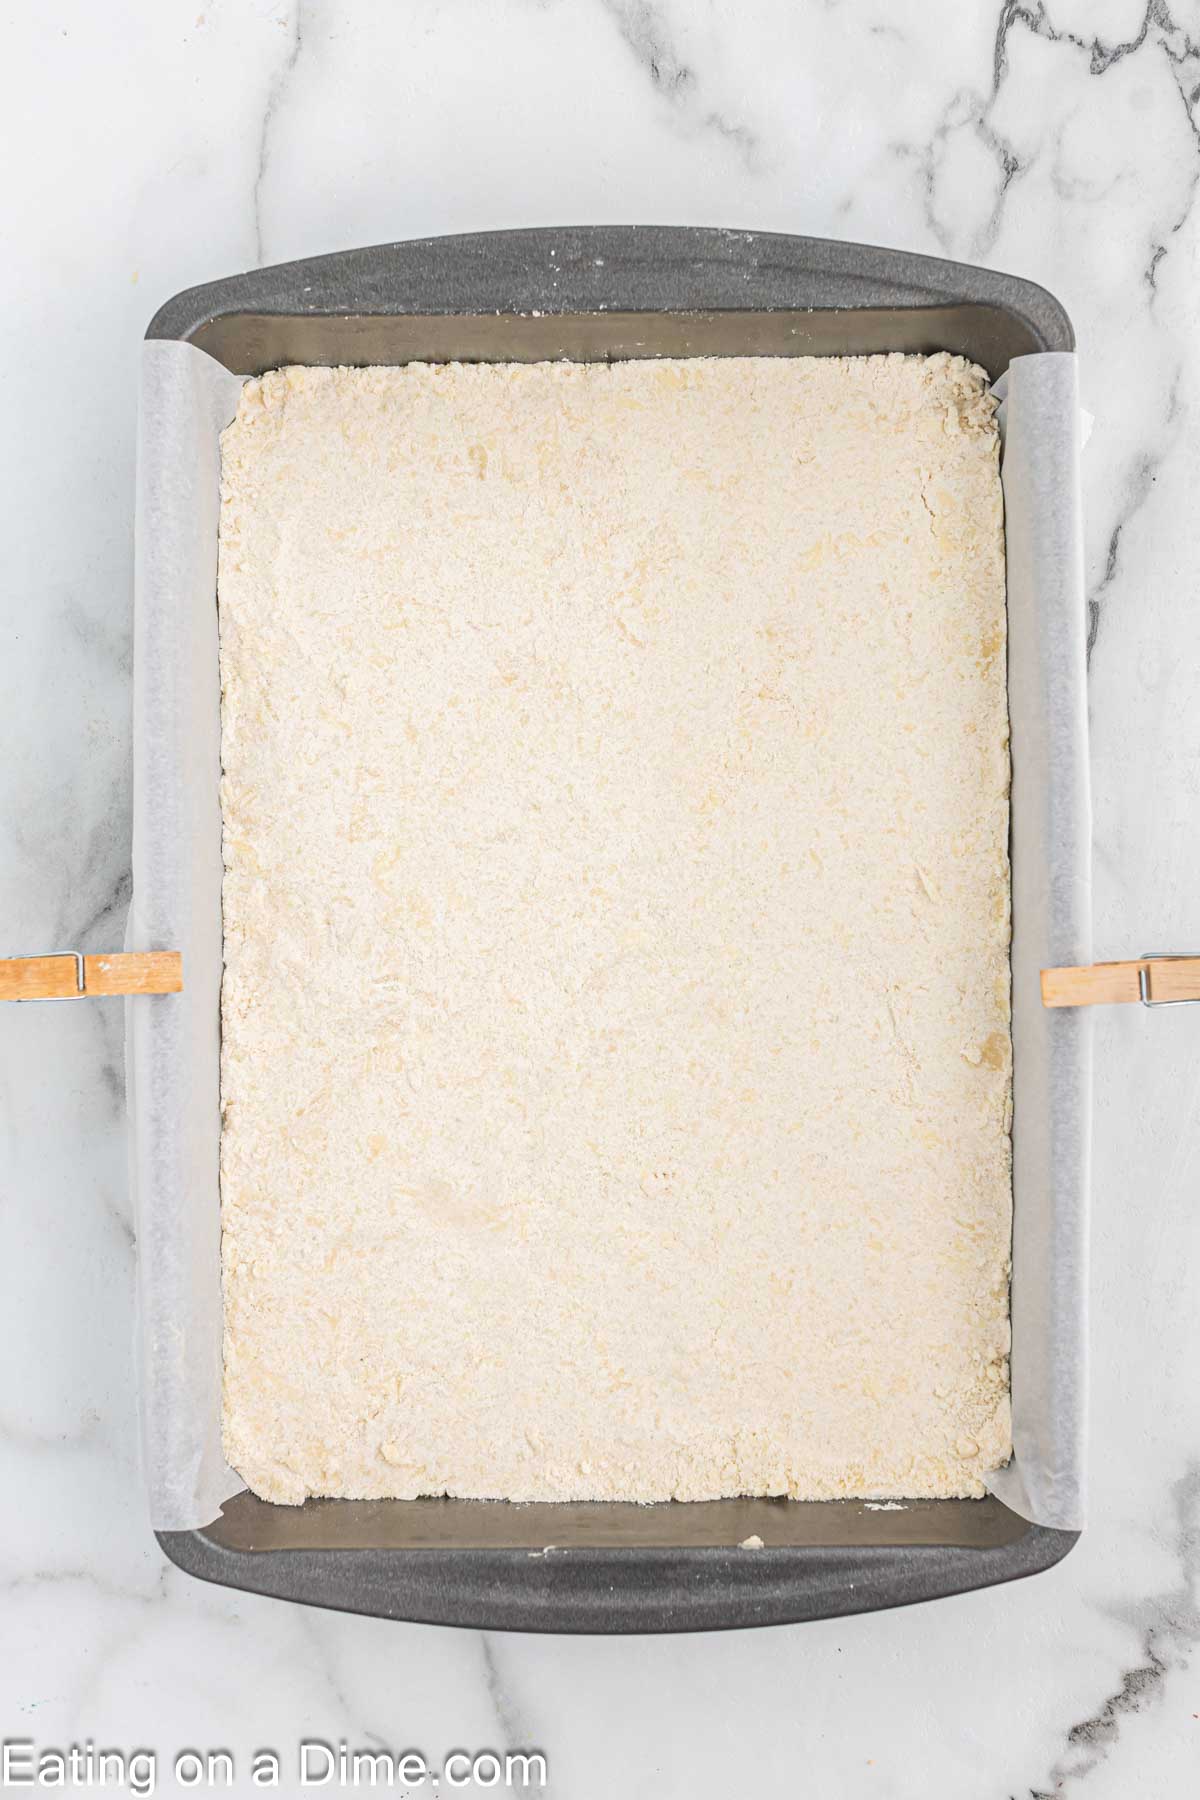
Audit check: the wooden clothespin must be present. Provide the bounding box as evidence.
[1041,953,1200,1009]
[0,951,183,1001]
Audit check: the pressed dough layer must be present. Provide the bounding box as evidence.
[218,354,1012,1505]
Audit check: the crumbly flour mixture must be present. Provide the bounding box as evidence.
[218,353,1011,1505]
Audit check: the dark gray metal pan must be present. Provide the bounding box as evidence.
[148,226,1077,1632]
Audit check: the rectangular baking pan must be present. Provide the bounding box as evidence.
[145,227,1081,1632]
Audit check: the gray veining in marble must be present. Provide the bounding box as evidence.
[2,0,1199,1793]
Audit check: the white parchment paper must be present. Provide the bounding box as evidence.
[130,340,1090,1532]
[988,353,1092,1530]
[129,343,244,1529]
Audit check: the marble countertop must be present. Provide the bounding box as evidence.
[3,0,1199,1793]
